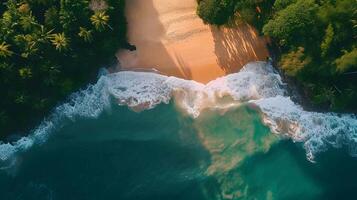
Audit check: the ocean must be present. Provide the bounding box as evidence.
[0,62,356,200]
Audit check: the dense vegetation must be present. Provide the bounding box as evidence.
[0,0,127,138]
[197,0,357,111]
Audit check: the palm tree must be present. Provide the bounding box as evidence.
[90,11,110,31]
[37,25,53,44]
[0,42,13,58]
[78,27,93,42]
[50,33,69,52]
[19,26,53,58]
[18,67,32,79]
[23,35,38,58]
[20,12,38,31]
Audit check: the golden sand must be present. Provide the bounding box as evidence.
[117,0,269,83]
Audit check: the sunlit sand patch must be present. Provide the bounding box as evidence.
[117,0,269,83]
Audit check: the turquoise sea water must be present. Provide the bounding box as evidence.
[0,103,357,199]
[1,62,357,199]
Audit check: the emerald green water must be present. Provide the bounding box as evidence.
[0,102,357,199]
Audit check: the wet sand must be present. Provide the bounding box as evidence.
[117,0,269,83]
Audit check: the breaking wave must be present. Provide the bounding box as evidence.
[0,62,356,163]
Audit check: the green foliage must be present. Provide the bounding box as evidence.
[311,85,336,107]
[262,0,317,47]
[196,0,357,111]
[44,6,60,28]
[59,0,90,33]
[196,0,235,25]
[0,42,13,57]
[90,11,110,31]
[0,0,127,138]
[273,0,296,11]
[320,24,334,57]
[78,27,93,42]
[18,67,32,79]
[268,0,357,110]
[335,48,357,74]
[50,32,69,51]
[19,12,37,31]
[279,47,311,77]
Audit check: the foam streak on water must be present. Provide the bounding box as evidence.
[0,62,356,162]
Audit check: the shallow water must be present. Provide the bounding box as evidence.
[1,62,357,199]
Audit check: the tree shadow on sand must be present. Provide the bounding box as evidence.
[211,23,269,74]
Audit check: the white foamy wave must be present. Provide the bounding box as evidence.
[207,62,285,101]
[0,62,283,162]
[0,61,355,162]
[253,96,357,161]
[0,76,112,161]
[103,62,285,117]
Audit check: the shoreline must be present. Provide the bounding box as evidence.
[116,0,269,84]
[267,43,343,114]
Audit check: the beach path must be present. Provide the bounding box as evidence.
[117,0,269,83]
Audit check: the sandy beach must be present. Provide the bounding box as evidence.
[117,0,269,83]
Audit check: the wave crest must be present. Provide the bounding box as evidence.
[255,96,357,161]
[0,61,356,163]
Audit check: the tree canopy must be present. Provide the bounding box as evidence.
[262,0,318,47]
[196,0,357,111]
[196,0,236,25]
[0,0,127,138]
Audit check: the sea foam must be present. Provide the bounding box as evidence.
[254,96,357,161]
[0,62,356,162]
